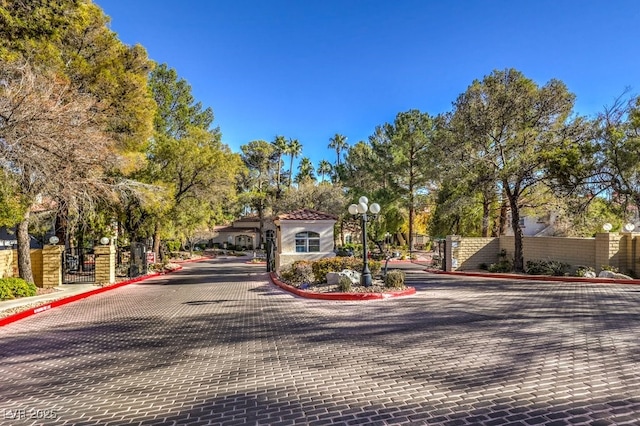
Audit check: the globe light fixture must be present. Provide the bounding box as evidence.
[602,223,613,232]
[100,237,110,245]
[624,223,635,232]
[48,236,59,245]
[348,197,381,287]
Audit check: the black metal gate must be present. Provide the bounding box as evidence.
[266,240,276,272]
[62,247,96,284]
[129,242,147,278]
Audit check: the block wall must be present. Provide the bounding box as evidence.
[451,233,639,276]
[454,237,500,271]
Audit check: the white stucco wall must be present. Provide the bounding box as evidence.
[275,219,336,271]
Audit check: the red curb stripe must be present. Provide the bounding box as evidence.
[425,269,640,285]
[0,266,185,327]
[173,256,216,264]
[269,272,416,300]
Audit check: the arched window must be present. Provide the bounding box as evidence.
[295,231,320,253]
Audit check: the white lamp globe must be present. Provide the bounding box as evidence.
[348,204,359,215]
[100,237,110,245]
[624,223,635,232]
[358,196,368,205]
[49,236,59,245]
[369,203,381,214]
[602,223,613,232]
[357,202,368,214]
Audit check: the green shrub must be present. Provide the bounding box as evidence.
[0,277,36,300]
[384,269,405,289]
[575,266,595,277]
[0,283,13,300]
[337,275,352,292]
[165,240,181,252]
[525,259,571,276]
[311,257,381,282]
[280,260,315,286]
[601,265,619,273]
[488,259,513,273]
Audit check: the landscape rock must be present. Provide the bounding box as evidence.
[326,269,361,285]
[598,270,615,278]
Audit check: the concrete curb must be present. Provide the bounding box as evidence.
[269,272,416,301]
[425,268,640,285]
[173,255,216,264]
[0,266,185,328]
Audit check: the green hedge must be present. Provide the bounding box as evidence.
[0,277,37,300]
[311,257,381,283]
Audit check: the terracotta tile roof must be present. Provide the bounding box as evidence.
[276,209,338,221]
[214,226,259,233]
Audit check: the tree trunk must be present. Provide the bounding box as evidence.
[153,222,161,259]
[508,196,525,272]
[16,210,35,284]
[497,199,508,236]
[258,201,264,249]
[482,198,491,238]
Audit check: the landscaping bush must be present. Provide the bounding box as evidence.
[575,266,595,277]
[488,259,513,273]
[311,257,381,282]
[0,277,36,300]
[280,261,315,286]
[526,259,570,276]
[337,275,352,292]
[384,269,405,289]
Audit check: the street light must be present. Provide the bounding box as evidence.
[348,196,381,287]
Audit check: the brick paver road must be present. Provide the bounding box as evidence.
[1,258,640,425]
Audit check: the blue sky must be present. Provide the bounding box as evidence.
[95,0,639,171]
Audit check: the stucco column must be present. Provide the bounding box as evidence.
[445,235,461,272]
[41,245,64,288]
[94,244,115,285]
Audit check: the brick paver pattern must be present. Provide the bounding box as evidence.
[1,258,639,425]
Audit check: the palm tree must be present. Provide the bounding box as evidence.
[271,135,288,197]
[295,157,315,183]
[317,159,332,183]
[328,133,348,167]
[286,138,302,188]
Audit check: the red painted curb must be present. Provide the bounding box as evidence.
[0,266,184,327]
[269,272,416,301]
[173,256,216,264]
[425,269,640,285]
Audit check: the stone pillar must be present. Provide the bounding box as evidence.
[595,232,622,274]
[41,245,64,288]
[94,244,115,285]
[445,235,461,272]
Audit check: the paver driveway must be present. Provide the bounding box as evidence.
[1,257,640,425]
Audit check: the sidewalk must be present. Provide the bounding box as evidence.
[0,283,97,317]
[0,256,216,326]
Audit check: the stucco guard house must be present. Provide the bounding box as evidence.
[212,216,276,250]
[273,209,337,271]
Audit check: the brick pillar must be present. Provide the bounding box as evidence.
[595,232,622,274]
[94,244,115,285]
[41,245,63,288]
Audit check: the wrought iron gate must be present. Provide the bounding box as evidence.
[266,240,276,272]
[62,247,96,284]
[128,242,147,278]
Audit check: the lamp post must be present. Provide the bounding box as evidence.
[349,196,381,287]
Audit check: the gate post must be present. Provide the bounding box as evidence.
[94,243,115,285]
[42,245,64,288]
